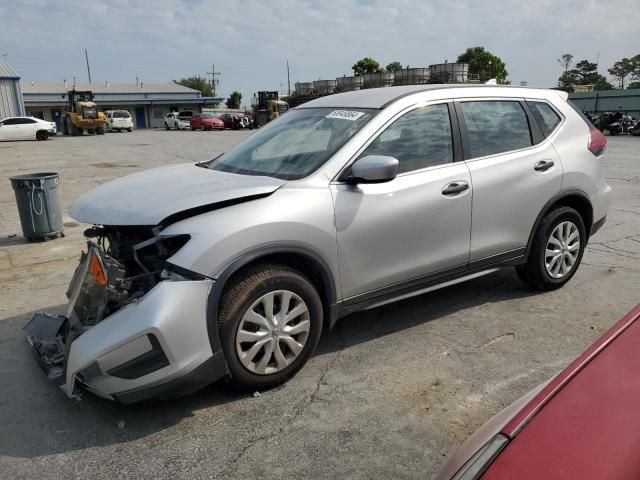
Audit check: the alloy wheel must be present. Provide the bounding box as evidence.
[545,221,580,279]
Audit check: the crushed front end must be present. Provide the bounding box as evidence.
[25,226,228,403]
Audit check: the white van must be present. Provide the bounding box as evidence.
[105,110,133,132]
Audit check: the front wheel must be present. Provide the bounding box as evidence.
[516,206,586,291]
[36,130,48,141]
[218,264,323,391]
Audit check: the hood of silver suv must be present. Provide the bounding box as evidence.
[69,163,286,226]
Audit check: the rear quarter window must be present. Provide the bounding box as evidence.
[527,101,562,137]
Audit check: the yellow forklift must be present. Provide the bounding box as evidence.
[252,91,289,128]
[61,89,107,136]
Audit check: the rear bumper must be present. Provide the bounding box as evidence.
[590,183,612,236]
[27,278,229,403]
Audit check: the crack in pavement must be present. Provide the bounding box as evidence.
[607,176,640,184]
[611,208,640,215]
[581,261,640,273]
[214,332,346,478]
[588,246,640,261]
[0,255,76,272]
[588,242,640,260]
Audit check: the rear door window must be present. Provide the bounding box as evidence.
[459,101,532,158]
[13,118,36,124]
[527,101,562,137]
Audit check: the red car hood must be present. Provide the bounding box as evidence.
[483,303,640,479]
[438,304,640,480]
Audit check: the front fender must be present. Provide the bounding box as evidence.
[163,187,340,293]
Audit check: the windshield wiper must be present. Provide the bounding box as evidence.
[196,153,222,168]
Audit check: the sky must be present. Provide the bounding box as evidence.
[1,0,638,106]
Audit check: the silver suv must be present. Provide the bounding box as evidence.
[26,85,610,403]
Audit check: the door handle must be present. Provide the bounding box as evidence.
[534,160,555,172]
[442,181,469,196]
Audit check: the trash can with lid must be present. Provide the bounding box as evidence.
[10,172,64,241]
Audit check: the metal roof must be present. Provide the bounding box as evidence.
[0,61,20,79]
[20,81,201,95]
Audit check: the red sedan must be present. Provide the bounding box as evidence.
[190,114,224,131]
[437,303,640,480]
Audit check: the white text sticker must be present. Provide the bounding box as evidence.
[326,110,365,121]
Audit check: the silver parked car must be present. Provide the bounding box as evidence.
[26,85,610,403]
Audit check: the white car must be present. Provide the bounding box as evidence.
[164,112,190,130]
[0,116,56,141]
[105,110,133,132]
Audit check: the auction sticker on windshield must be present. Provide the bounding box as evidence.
[326,110,365,121]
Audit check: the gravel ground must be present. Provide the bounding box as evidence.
[0,130,638,479]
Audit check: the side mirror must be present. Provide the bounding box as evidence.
[346,155,399,184]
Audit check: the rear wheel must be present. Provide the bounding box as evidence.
[218,264,323,391]
[165,122,170,130]
[516,206,586,290]
[127,128,132,132]
[96,126,105,135]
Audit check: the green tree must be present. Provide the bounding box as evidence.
[352,57,381,76]
[226,91,242,109]
[174,75,213,96]
[572,60,613,90]
[385,61,403,72]
[629,54,640,83]
[457,47,508,83]
[608,58,634,89]
[557,53,574,77]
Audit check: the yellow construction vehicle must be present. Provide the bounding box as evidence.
[252,91,289,127]
[62,89,107,136]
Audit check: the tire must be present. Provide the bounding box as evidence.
[96,126,105,135]
[218,264,323,391]
[69,120,80,136]
[127,128,132,132]
[165,122,170,130]
[516,206,586,291]
[202,124,206,131]
[36,130,48,141]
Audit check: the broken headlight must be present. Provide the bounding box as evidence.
[133,234,191,274]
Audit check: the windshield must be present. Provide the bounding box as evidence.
[82,107,98,119]
[201,114,213,119]
[209,107,376,180]
[113,111,130,118]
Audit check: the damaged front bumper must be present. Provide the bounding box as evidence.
[25,242,228,403]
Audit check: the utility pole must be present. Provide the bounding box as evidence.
[594,52,600,113]
[207,63,220,96]
[286,60,291,96]
[85,49,92,84]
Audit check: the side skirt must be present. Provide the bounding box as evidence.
[338,248,525,317]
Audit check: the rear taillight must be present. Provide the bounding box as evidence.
[588,128,607,156]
